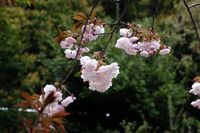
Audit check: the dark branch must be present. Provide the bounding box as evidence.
[60,4,97,85]
[102,0,129,53]
[183,0,200,44]
[189,3,200,8]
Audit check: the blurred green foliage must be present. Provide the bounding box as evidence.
[0,0,200,132]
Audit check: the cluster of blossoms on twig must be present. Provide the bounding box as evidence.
[56,11,120,92]
[18,7,172,132]
[58,12,105,59]
[115,23,171,57]
[80,56,119,92]
[18,84,76,132]
[39,85,76,117]
[189,76,200,109]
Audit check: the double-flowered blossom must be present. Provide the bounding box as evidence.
[82,23,105,43]
[59,23,104,59]
[115,27,171,57]
[80,56,119,92]
[189,82,200,95]
[189,82,200,109]
[39,84,76,117]
[60,36,89,59]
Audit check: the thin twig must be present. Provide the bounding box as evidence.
[120,21,130,27]
[102,0,129,53]
[183,0,200,44]
[189,3,200,8]
[61,85,73,96]
[60,4,97,85]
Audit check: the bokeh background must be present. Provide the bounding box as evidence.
[0,0,200,132]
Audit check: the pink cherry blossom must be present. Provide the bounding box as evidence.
[115,28,171,57]
[140,51,149,57]
[115,37,138,55]
[80,56,119,92]
[60,37,76,49]
[64,47,90,59]
[81,23,105,43]
[120,28,132,37]
[94,25,105,35]
[39,84,76,117]
[61,96,76,107]
[64,49,77,59]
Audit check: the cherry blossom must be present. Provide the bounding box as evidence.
[39,84,76,117]
[82,23,105,43]
[64,47,90,59]
[159,48,171,55]
[61,96,76,107]
[60,37,76,49]
[191,99,200,109]
[115,28,171,57]
[189,82,200,95]
[80,56,119,92]
[115,37,138,55]
[120,28,132,37]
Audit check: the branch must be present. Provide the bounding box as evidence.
[102,0,129,53]
[60,4,97,85]
[189,3,200,8]
[183,0,200,44]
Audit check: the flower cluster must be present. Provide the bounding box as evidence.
[82,23,105,43]
[115,27,171,57]
[189,82,200,109]
[80,56,119,92]
[59,22,104,59]
[59,36,89,59]
[39,84,76,117]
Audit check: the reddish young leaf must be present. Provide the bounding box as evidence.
[53,111,71,118]
[21,91,32,101]
[16,101,31,108]
[51,118,65,132]
[31,94,40,100]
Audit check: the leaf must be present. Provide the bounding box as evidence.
[21,91,32,101]
[16,101,31,108]
[41,92,55,112]
[193,76,200,83]
[72,22,83,32]
[53,111,71,118]
[51,118,65,132]
[55,26,69,43]
[41,117,65,132]
[73,12,87,21]
[90,10,96,19]
[31,94,40,100]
